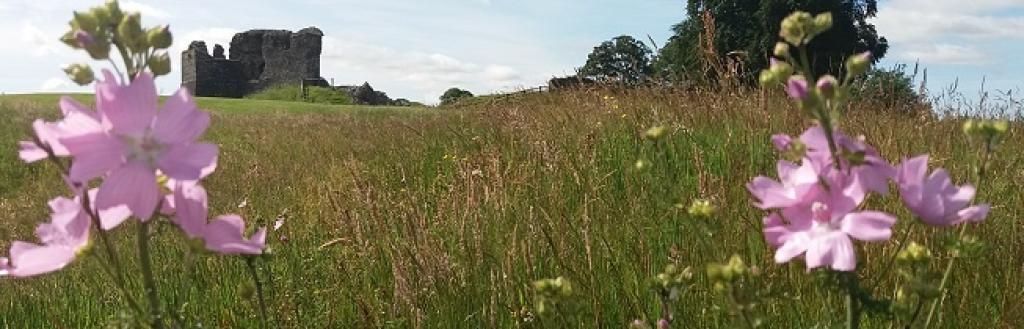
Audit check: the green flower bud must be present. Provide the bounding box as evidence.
[759,70,778,87]
[117,12,146,52]
[706,264,723,282]
[73,11,99,33]
[149,52,171,76]
[687,199,715,217]
[644,125,668,141]
[727,254,747,277]
[106,0,124,24]
[769,60,794,79]
[90,6,112,27]
[85,38,112,60]
[963,120,978,136]
[60,31,81,49]
[812,12,834,35]
[845,52,872,78]
[64,64,95,85]
[816,75,838,99]
[147,25,173,49]
[779,11,813,45]
[634,159,650,171]
[773,42,790,58]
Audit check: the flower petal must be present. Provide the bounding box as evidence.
[62,132,126,182]
[841,211,896,241]
[204,215,266,255]
[96,161,160,221]
[172,183,208,238]
[153,89,210,145]
[774,232,810,264]
[18,141,48,163]
[97,71,157,137]
[156,143,219,180]
[5,241,76,277]
[956,204,990,224]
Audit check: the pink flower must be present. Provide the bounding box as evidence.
[1,192,127,277]
[763,176,895,271]
[60,71,217,221]
[167,183,267,255]
[771,134,793,152]
[786,76,809,100]
[797,125,895,195]
[896,155,990,226]
[204,215,267,255]
[18,96,103,163]
[74,30,95,47]
[748,159,820,209]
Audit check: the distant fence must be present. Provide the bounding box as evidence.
[493,86,549,102]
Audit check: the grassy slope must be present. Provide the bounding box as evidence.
[0,91,1021,328]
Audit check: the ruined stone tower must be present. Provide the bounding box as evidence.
[182,27,328,98]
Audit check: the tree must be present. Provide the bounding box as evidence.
[440,88,474,105]
[579,35,654,86]
[656,0,888,83]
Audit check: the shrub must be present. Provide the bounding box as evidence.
[849,64,924,114]
[440,88,474,106]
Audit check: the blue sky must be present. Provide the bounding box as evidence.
[0,0,1021,104]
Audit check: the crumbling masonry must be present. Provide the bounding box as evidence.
[182,27,328,98]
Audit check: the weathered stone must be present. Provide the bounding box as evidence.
[182,27,327,98]
[212,44,225,59]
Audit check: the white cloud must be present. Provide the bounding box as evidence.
[121,1,173,20]
[901,44,991,65]
[20,21,63,57]
[319,35,528,102]
[39,77,76,92]
[874,10,1024,44]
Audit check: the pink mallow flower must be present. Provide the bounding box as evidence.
[762,175,896,271]
[796,125,895,196]
[60,71,217,221]
[18,96,103,162]
[896,155,989,226]
[1,192,128,277]
[748,159,820,209]
[168,183,267,255]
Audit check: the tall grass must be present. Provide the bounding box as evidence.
[246,84,353,105]
[0,90,1020,328]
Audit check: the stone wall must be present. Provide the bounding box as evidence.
[182,27,327,98]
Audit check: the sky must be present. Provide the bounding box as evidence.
[0,0,1021,104]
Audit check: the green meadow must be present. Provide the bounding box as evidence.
[0,91,1021,328]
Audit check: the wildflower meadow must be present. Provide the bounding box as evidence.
[0,1,1020,328]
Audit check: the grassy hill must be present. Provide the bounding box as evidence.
[0,91,1020,328]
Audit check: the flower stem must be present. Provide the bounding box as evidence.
[845,273,862,329]
[245,257,269,328]
[138,220,163,329]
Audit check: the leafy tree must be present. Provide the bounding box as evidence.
[579,35,654,86]
[440,88,474,105]
[657,0,888,83]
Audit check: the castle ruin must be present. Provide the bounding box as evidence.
[182,27,328,98]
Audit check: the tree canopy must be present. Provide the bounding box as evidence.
[656,0,888,83]
[440,88,474,106]
[579,35,654,86]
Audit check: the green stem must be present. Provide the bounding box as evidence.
[846,274,862,329]
[245,257,269,328]
[138,220,163,328]
[923,135,994,328]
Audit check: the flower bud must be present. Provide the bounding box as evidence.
[812,12,833,34]
[634,159,650,171]
[89,6,111,26]
[759,70,778,87]
[117,12,146,52]
[106,0,124,23]
[149,52,171,76]
[644,126,667,141]
[816,75,838,99]
[84,38,112,60]
[773,42,790,58]
[769,59,794,79]
[992,120,1010,135]
[64,64,95,85]
[687,199,715,217]
[786,75,809,100]
[74,30,96,48]
[147,25,173,49]
[656,319,670,329]
[846,51,872,78]
[630,320,652,329]
[962,120,978,136]
[779,11,812,45]
[73,11,99,33]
